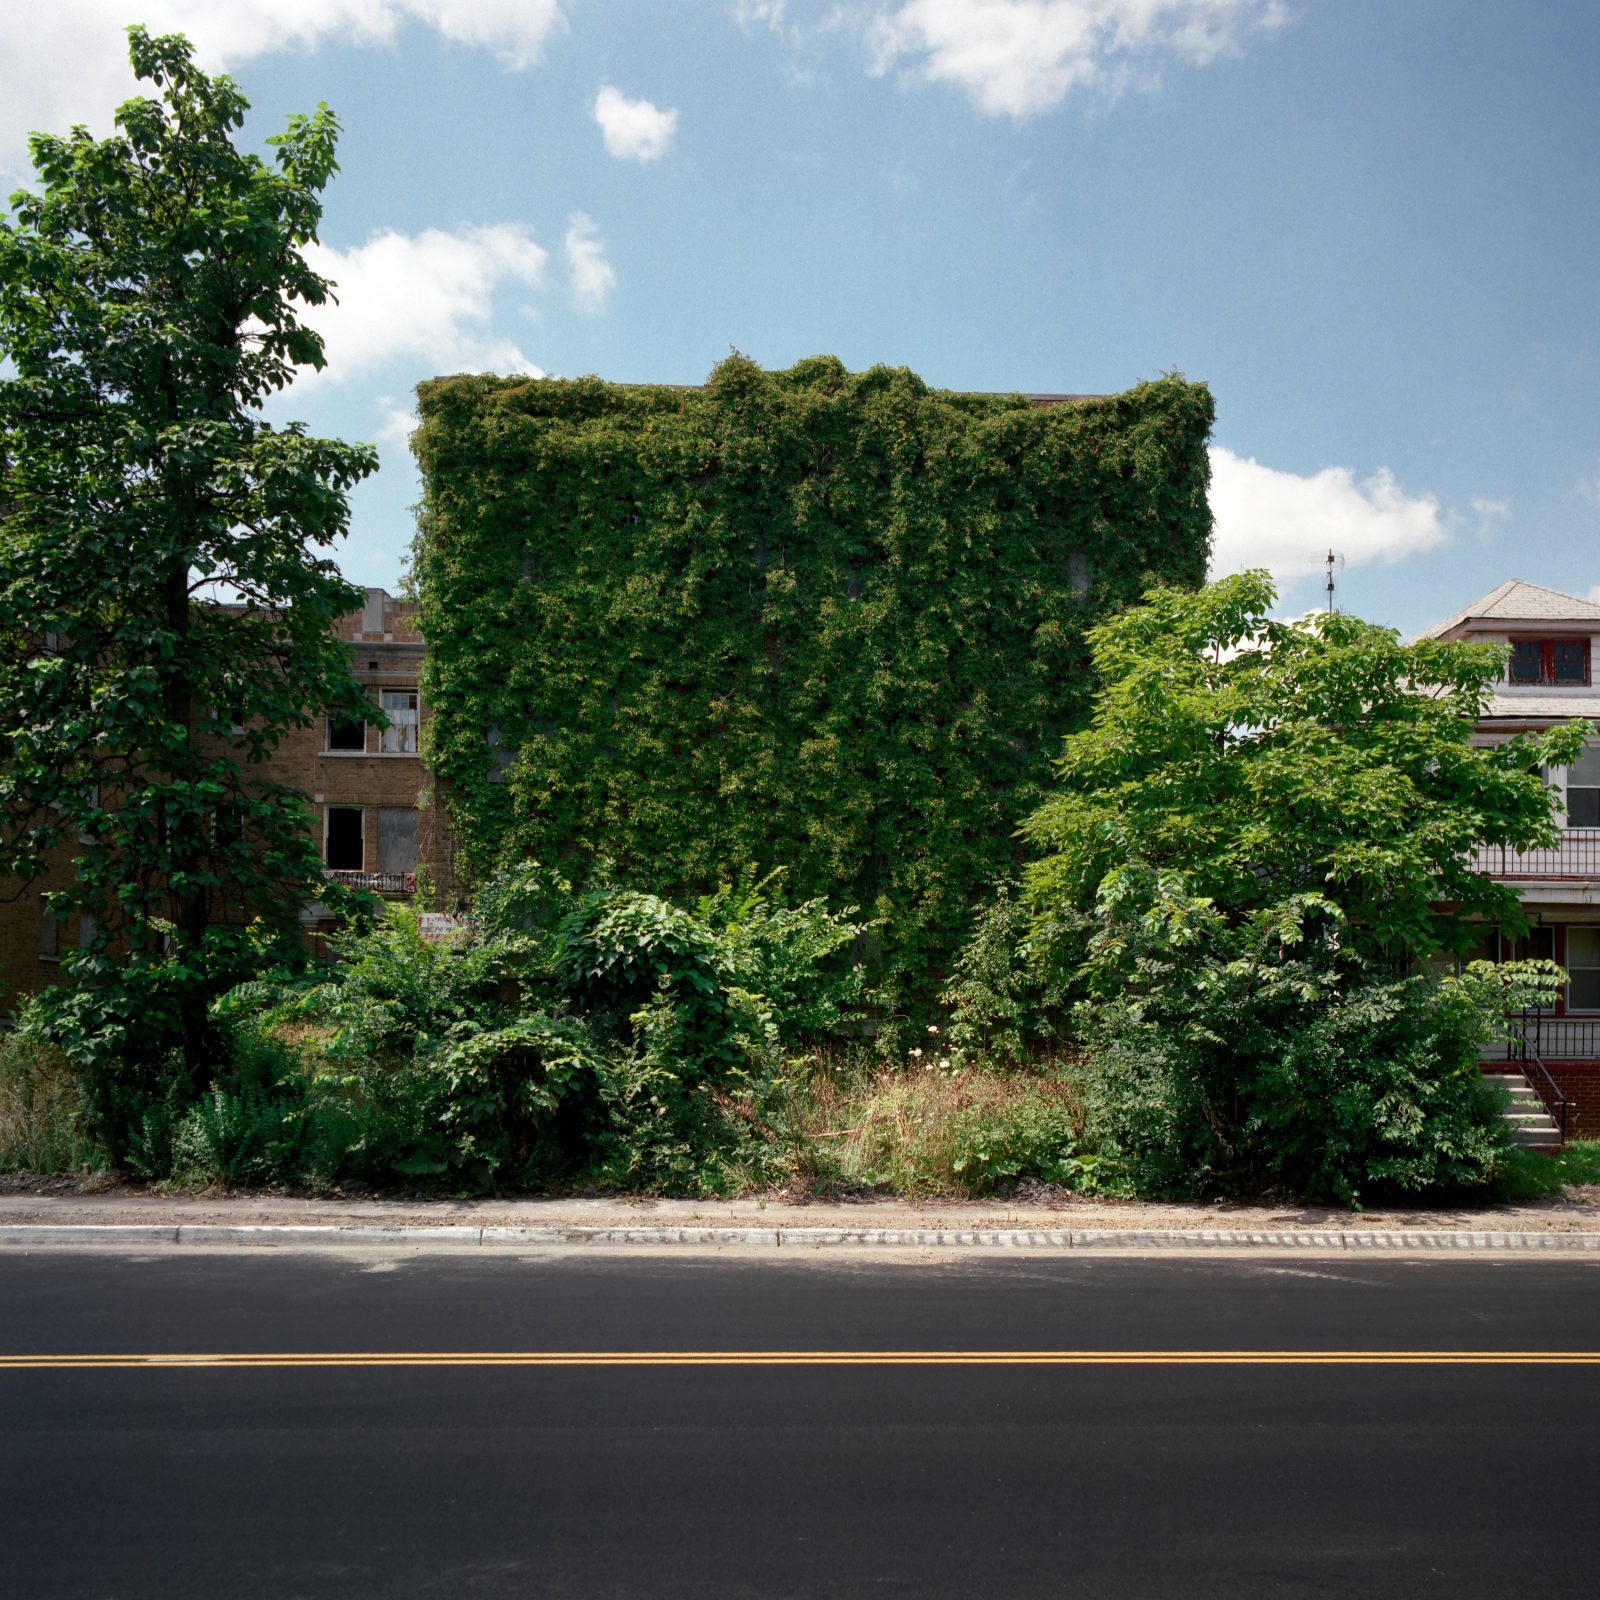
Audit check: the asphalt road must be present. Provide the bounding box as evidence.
[1,1249,1596,1598]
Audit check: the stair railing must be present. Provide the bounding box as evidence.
[1506,1015,1572,1144]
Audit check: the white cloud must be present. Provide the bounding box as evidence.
[733,0,791,32]
[563,213,617,312]
[1577,464,1600,509]
[297,223,550,384]
[1207,447,1450,587]
[867,0,1288,118]
[593,84,679,163]
[1470,495,1512,544]
[374,400,420,448]
[0,1,566,174]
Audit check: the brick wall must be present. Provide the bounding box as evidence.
[1,588,459,1013]
[1544,1063,1600,1140]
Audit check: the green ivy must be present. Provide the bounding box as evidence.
[411,354,1213,1017]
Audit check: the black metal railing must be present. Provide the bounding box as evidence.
[326,869,416,895]
[1472,832,1600,879]
[1499,1015,1573,1143]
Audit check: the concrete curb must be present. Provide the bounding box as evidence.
[0,1224,1596,1253]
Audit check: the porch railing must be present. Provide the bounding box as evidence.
[326,868,416,895]
[1472,833,1600,879]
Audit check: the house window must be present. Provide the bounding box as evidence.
[39,902,58,962]
[326,711,366,752]
[1502,927,1554,963]
[377,807,419,873]
[1509,638,1591,686]
[379,689,420,754]
[1567,927,1600,1012]
[78,912,97,949]
[325,807,364,870]
[1565,746,1600,828]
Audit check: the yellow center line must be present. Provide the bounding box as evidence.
[0,1350,1595,1369]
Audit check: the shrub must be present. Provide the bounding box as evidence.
[189,864,864,1194]
[1072,868,1536,1204]
[940,885,1064,1067]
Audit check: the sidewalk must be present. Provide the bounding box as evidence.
[1,1182,1595,1252]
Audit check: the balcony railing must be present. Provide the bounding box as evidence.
[1471,832,1600,880]
[326,869,416,895]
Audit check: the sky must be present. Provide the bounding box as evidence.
[3,0,1598,639]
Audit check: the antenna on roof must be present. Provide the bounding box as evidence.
[1322,549,1344,615]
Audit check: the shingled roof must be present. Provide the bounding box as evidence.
[1418,579,1600,640]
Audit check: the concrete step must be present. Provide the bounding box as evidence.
[1484,1069,1564,1148]
[1510,1121,1560,1142]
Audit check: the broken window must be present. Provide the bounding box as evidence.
[326,711,366,752]
[379,689,419,754]
[325,807,363,870]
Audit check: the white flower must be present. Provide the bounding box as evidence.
[927,1024,939,1034]
[909,1047,923,1057]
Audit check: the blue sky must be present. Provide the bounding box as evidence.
[5,1,1599,638]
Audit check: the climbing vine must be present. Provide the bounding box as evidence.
[411,354,1213,1015]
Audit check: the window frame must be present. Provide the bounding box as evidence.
[1564,926,1600,1015]
[378,687,421,756]
[1508,636,1591,687]
[324,708,368,754]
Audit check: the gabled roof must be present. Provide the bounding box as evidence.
[1419,579,1600,639]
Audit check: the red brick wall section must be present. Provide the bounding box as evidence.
[1544,1064,1600,1140]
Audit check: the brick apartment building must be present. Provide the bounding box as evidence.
[0,587,452,1012]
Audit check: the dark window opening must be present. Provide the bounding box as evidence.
[1509,638,1591,687]
[1554,640,1588,683]
[1501,927,1555,964]
[326,807,363,870]
[326,712,366,752]
[1510,641,1542,683]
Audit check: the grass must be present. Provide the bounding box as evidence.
[0,1023,101,1175]
[782,1047,1096,1197]
[1493,1139,1600,1203]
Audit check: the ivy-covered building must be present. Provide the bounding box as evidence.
[410,355,1215,1008]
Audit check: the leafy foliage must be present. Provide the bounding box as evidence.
[194,863,864,1194]
[940,885,1064,1067]
[1021,573,1588,1203]
[1024,571,1590,968]
[1075,868,1543,1201]
[0,29,375,1133]
[411,357,1213,1020]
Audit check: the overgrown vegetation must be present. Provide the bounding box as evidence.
[411,357,1214,1030]
[1020,571,1593,1204]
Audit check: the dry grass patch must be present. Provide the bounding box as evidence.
[788,1052,1093,1197]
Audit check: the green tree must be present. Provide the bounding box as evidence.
[0,28,376,1140]
[1021,571,1588,1200]
[1024,570,1587,967]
